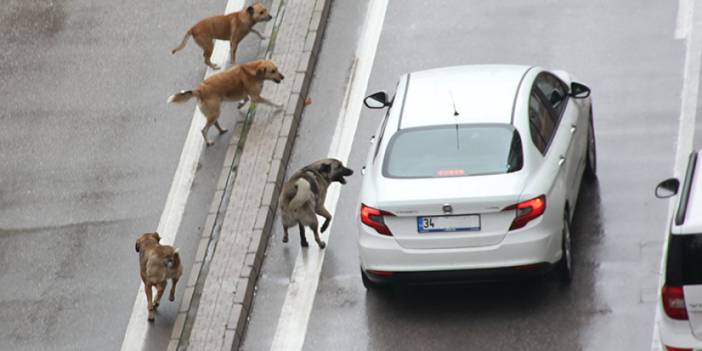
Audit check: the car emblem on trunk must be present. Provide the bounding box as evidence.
[442,204,453,214]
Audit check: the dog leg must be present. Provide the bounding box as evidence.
[317,206,333,233]
[145,283,155,322]
[193,34,219,70]
[251,95,283,110]
[237,96,250,110]
[310,224,326,249]
[201,123,214,146]
[169,277,179,302]
[282,225,289,243]
[298,223,309,247]
[154,282,166,310]
[250,28,266,40]
[214,121,228,134]
[199,98,221,146]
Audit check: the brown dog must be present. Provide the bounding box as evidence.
[171,3,273,69]
[135,232,182,322]
[167,59,285,146]
[279,159,354,249]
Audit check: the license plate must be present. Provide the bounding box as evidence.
[417,215,480,233]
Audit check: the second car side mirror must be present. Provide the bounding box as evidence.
[364,91,391,109]
[655,178,680,198]
[569,82,591,99]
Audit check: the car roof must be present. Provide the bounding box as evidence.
[676,150,702,234]
[399,65,533,129]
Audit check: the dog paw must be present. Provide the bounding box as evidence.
[317,241,326,249]
[301,241,309,247]
[153,302,159,310]
[282,236,288,243]
[219,128,228,134]
[169,295,175,302]
[206,141,214,147]
[148,315,155,322]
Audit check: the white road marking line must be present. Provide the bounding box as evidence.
[651,2,701,350]
[119,1,244,350]
[268,1,388,350]
[676,0,693,39]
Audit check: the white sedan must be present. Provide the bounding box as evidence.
[357,64,596,288]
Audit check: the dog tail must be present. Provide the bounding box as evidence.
[288,179,314,210]
[167,90,198,104]
[171,31,191,54]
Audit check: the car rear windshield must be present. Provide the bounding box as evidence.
[382,124,523,178]
[666,233,702,285]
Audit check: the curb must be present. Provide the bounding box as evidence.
[169,0,332,349]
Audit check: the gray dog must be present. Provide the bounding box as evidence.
[278,158,354,249]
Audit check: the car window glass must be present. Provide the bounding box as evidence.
[535,73,568,118]
[528,93,556,154]
[383,124,523,178]
[666,233,702,285]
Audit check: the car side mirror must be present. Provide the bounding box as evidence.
[364,91,391,109]
[569,82,591,99]
[655,178,680,198]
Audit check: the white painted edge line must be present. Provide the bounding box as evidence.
[268,1,388,350]
[651,1,701,350]
[119,1,245,350]
[676,0,693,40]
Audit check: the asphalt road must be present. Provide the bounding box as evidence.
[242,1,687,350]
[0,1,266,350]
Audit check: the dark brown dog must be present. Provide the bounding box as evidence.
[278,159,354,249]
[135,232,182,322]
[171,3,273,69]
[167,59,284,146]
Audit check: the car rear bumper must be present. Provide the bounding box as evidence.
[658,314,702,350]
[358,222,562,276]
[363,263,554,285]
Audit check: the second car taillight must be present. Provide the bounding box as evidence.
[505,195,546,230]
[360,204,394,236]
[662,285,688,320]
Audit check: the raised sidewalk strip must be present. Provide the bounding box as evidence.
[171,0,331,349]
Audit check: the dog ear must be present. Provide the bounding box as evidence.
[135,241,140,252]
[319,163,331,174]
[154,232,161,242]
[246,6,254,16]
[256,66,266,78]
[241,63,258,77]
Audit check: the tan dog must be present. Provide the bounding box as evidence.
[171,3,273,69]
[135,232,182,322]
[167,59,285,146]
[279,159,354,249]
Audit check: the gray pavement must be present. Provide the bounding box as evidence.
[0,0,264,350]
[243,1,685,350]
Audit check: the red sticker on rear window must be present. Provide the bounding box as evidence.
[437,169,465,177]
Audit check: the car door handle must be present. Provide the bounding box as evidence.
[361,166,367,175]
[370,135,376,143]
[559,156,566,166]
[570,124,577,134]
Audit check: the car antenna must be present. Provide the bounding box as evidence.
[449,90,460,149]
[449,90,460,116]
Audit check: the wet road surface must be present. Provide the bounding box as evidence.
[0,0,265,350]
[243,1,686,350]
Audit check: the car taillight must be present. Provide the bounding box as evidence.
[505,195,546,230]
[662,285,688,320]
[360,204,394,236]
[664,346,692,351]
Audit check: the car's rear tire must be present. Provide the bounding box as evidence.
[555,210,573,284]
[585,111,597,179]
[361,269,385,290]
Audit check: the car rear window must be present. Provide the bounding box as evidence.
[382,124,523,178]
[666,233,702,285]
